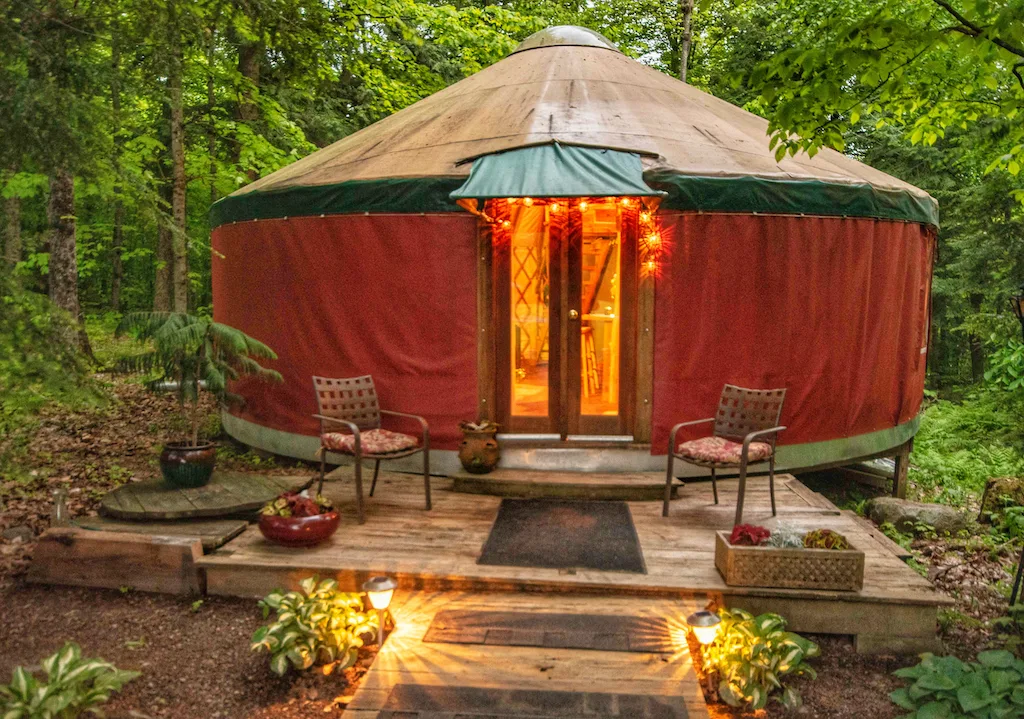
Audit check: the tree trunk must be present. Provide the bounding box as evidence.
[969,292,985,382]
[47,168,90,354]
[236,37,263,182]
[3,193,20,269]
[679,0,694,82]
[110,33,123,311]
[168,0,188,313]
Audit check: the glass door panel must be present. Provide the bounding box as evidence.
[509,205,550,417]
[579,202,621,418]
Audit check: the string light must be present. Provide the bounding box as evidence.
[640,211,651,224]
[501,220,512,229]
[579,200,589,212]
[620,197,632,207]
[644,232,661,248]
[550,202,560,213]
[506,197,518,205]
[522,197,534,206]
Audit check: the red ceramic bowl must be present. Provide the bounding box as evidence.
[258,511,340,548]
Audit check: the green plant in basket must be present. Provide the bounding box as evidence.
[0,642,139,718]
[889,650,1024,718]
[803,528,851,550]
[260,491,333,518]
[703,608,819,711]
[251,576,376,676]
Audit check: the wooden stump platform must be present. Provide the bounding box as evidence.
[100,471,311,520]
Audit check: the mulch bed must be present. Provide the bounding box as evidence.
[0,583,375,718]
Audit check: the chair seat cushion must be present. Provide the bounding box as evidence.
[676,435,773,465]
[322,428,418,455]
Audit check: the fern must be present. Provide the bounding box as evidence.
[115,312,282,446]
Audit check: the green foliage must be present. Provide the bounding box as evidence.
[703,608,819,711]
[0,642,140,719]
[803,528,851,549]
[986,339,1024,391]
[911,392,1024,505]
[115,312,282,445]
[890,650,1024,718]
[251,576,376,676]
[992,604,1024,658]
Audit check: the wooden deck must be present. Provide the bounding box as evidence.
[343,592,709,718]
[199,469,951,654]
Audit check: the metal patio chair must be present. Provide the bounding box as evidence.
[313,375,430,524]
[663,385,786,525]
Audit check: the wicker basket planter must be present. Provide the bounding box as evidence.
[714,531,865,591]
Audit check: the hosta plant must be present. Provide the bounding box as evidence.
[260,491,333,518]
[0,642,140,718]
[890,650,1024,718]
[251,576,376,676]
[803,528,850,550]
[729,524,771,546]
[703,608,818,710]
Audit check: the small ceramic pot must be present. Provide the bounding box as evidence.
[159,442,216,488]
[258,511,340,548]
[458,428,500,474]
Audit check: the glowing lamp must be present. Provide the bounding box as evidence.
[362,575,398,645]
[686,610,721,645]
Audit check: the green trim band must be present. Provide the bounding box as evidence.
[222,411,920,475]
[646,172,939,227]
[210,177,466,228]
[210,173,938,229]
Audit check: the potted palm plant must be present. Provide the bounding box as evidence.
[116,312,282,488]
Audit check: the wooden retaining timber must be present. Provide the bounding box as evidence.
[28,528,204,596]
[199,468,950,654]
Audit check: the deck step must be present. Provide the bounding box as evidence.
[449,468,682,501]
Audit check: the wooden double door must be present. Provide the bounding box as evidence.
[494,199,638,439]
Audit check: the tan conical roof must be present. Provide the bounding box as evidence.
[234,27,930,207]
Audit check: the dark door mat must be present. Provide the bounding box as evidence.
[378,684,689,718]
[477,499,646,574]
[423,610,673,653]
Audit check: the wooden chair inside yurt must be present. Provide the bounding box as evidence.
[313,375,430,524]
[663,385,787,525]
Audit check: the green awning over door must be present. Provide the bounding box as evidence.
[449,143,665,200]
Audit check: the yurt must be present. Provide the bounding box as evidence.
[211,26,937,474]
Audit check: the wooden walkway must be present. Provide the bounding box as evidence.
[343,592,709,718]
[199,469,950,654]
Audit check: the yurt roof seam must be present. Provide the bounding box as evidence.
[209,172,939,229]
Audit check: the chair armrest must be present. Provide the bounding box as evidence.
[379,410,430,448]
[668,418,715,455]
[741,426,786,458]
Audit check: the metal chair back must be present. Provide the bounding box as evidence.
[713,384,786,442]
[312,375,382,431]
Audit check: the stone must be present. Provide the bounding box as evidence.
[2,525,33,543]
[866,497,968,535]
[978,477,1024,521]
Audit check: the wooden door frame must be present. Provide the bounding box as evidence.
[482,200,639,440]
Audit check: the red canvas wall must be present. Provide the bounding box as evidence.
[212,214,479,450]
[651,213,934,452]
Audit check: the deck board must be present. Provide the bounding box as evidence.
[341,592,709,718]
[200,469,949,652]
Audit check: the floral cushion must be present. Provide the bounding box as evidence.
[676,435,773,465]
[321,428,418,455]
